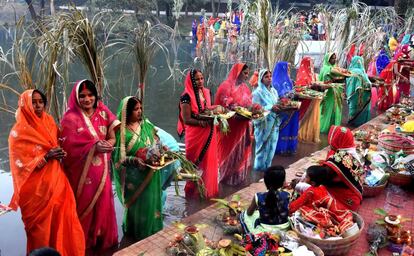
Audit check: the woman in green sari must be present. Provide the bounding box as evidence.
[318,53,351,133]
[112,96,173,240]
[346,56,372,126]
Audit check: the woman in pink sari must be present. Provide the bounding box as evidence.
[60,80,119,251]
[378,45,411,111]
[178,69,224,199]
[214,63,252,185]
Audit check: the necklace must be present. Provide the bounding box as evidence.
[83,110,95,118]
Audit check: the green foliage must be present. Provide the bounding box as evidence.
[374,208,388,216]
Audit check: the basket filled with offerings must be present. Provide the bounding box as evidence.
[378,133,414,155]
[291,212,364,256]
[294,87,325,100]
[241,231,324,256]
[276,98,302,111]
[234,105,269,120]
[363,167,389,197]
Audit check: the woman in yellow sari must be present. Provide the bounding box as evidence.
[296,57,321,143]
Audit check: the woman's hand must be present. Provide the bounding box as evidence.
[271,104,280,113]
[45,147,66,161]
[122,157,146,170]
[96,140,113,153]
[198,120,210,127]
[212,105,226,114]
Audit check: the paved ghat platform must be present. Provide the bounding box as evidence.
[115,114,414,256]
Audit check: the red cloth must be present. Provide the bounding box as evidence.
[378,45,411,110]
[249,70,259,87]
[326,125,355,159]
[9,90,85,255]
[346,44,356,65]
[214,63,252,185]
[366,59,379,111]
[178,70,219,198]
[295,57,317,120]
[290,186,354,234]
[61,80,118,250]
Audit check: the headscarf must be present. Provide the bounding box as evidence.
[8,90,59,210]
[348,56,371,85]
[272,61,293,97]
[296,57,316,86]
[326,125,355,159]
[249,70,259,88]
[388,36,398,53]
[177,69,212,137]
[318,52,335,82]
[346,44,356,65]
[401,34,411,45]
[256,69,279,108]
[214,63,252,107]
[376,49,390,74]
[112,96,154,170]
[394,44,410,60]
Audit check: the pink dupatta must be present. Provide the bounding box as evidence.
[214,63,252,185]
[60,80,119,250]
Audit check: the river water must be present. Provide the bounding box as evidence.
[0,28,329,255]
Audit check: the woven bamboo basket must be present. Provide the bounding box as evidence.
[378,133,414,155]
[388,172,412,187]
[292,212,364,256]
[363,182,388,197]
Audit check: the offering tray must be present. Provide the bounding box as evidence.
[295,87,325,100]
[198,111,235,120]
[235,106,270,120]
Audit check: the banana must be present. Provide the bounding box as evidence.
[233,234,243,241]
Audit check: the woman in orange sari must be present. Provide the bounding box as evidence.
[296,57,321,143]
[214,63,252,185]
[61,80,119,251]
[8,90,85,256]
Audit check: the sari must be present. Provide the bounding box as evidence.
[177,70,219,199]
[61,80,119,250]
[378,45,411,110]
[272,61,299,154]
[214,63,252,185]
[252,69,280,171]
[291,186,354,234]
[112,97,177,240]
[318,52,344,133]
[346,56,372,126]
[8,90,85,256]
[367,58,378,112]
[323,126,364,211]
[296,57,321,143]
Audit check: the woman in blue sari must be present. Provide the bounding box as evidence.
[346,56,372,126]
[272,61,299,155]
[252,69,281,171]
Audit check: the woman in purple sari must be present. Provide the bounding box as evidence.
[61,80,119,251]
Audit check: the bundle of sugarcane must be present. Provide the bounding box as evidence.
[166,151,206,199]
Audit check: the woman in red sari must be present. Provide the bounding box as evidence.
[178,69,224,199]
[9,90,85,256]
[214,63,252,185]
[61,80,119,251]
[323,126,364,211]
[378,45,411,111]
[295,57,321,143]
